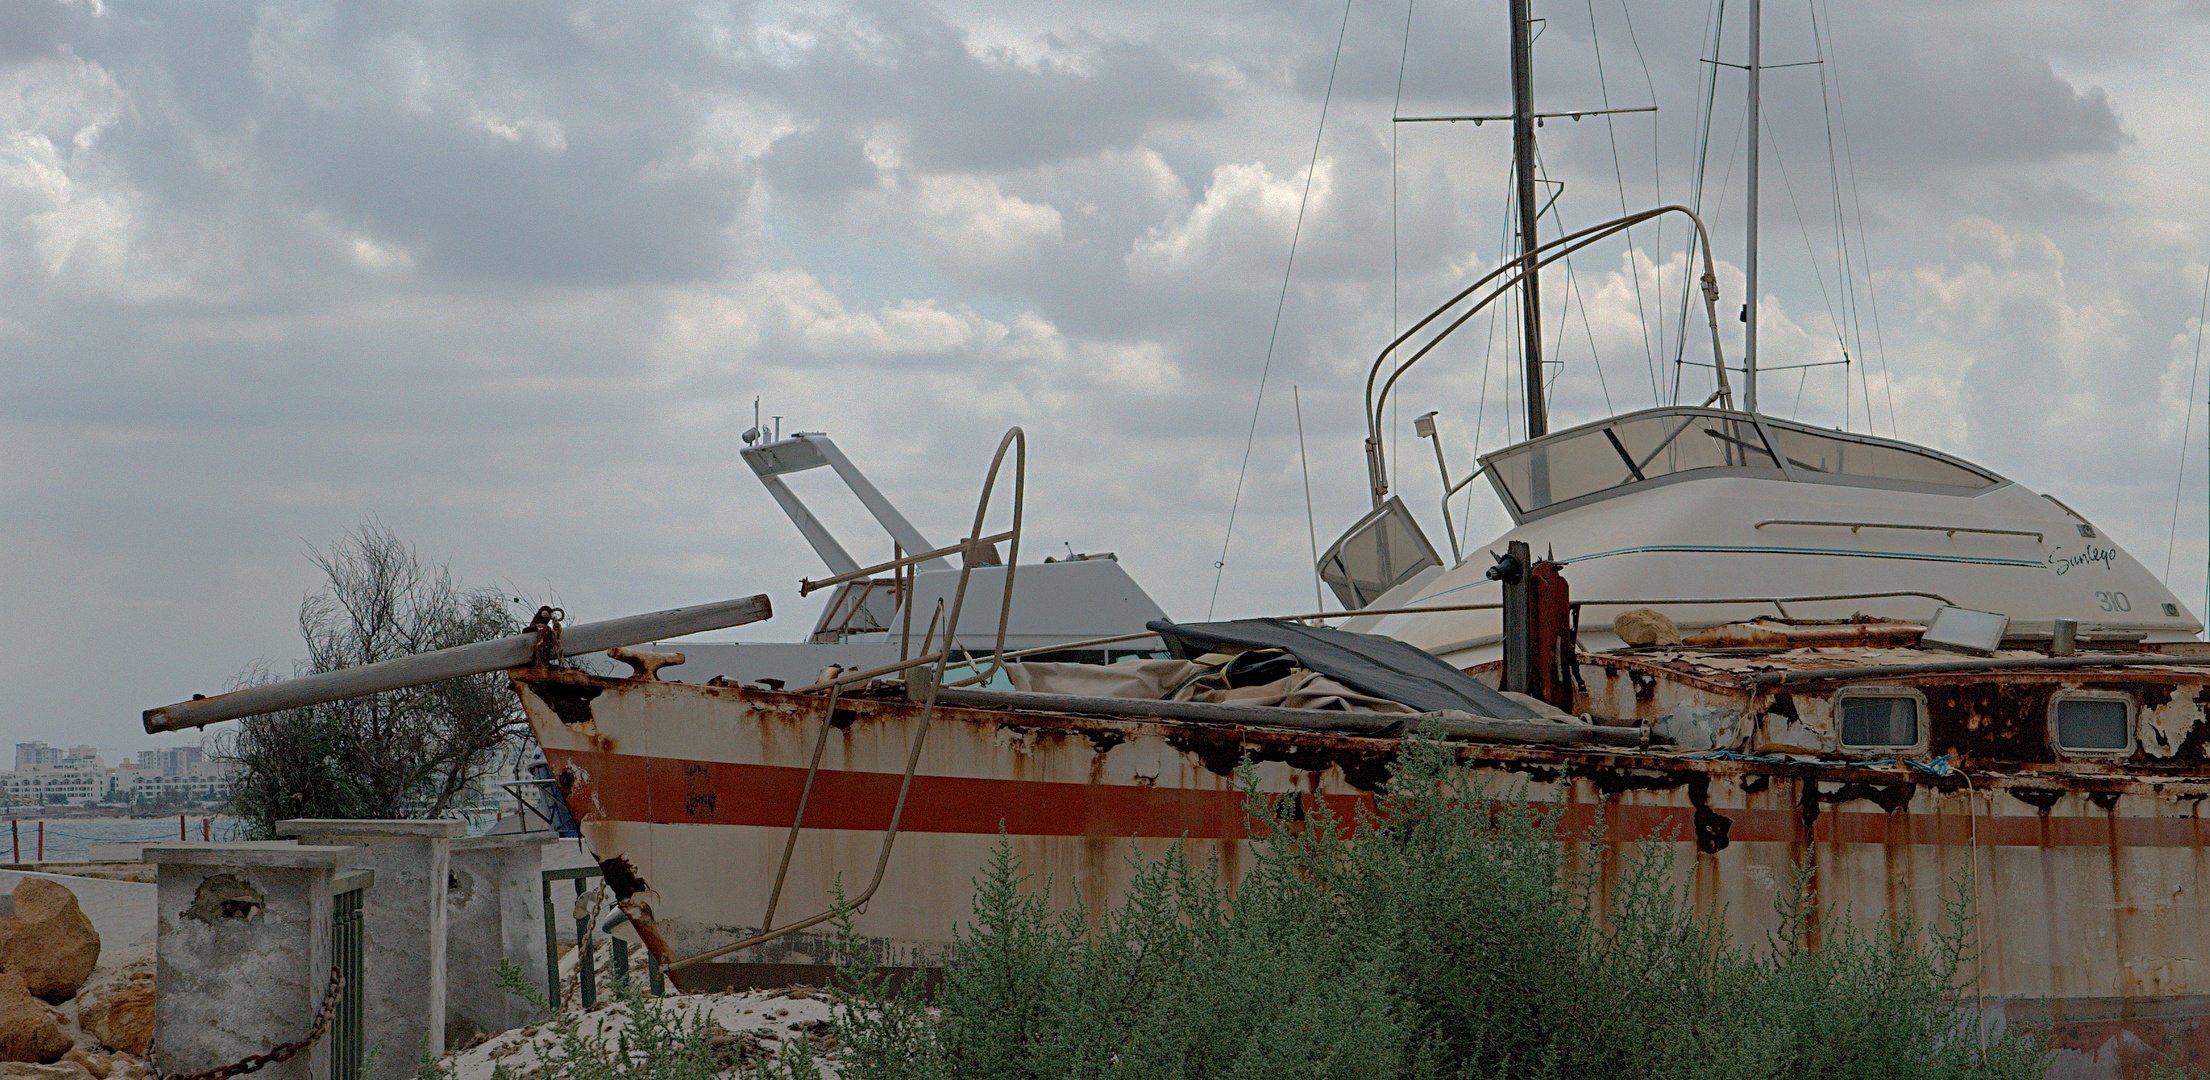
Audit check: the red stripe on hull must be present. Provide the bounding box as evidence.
[550,749,2210,848]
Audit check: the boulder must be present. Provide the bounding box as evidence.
[1613,608,1682,647]
[0,973,71,1064]
[75,965,151,1058]
[0,1062,93,1080]
[0,882,100,1002]
[56,1051,105,1080]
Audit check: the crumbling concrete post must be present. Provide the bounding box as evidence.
[277,820,463,1080]
[145,843,358,1080]
[444,833,553,1044]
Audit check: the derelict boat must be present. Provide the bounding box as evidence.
[508,375,2210,1077]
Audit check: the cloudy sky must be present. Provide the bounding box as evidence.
[5,0,2209,750]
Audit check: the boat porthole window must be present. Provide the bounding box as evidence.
[1835,689,1923,750]
[2050,692,2134,755]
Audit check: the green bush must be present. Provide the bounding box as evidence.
[798,732,2044,1080]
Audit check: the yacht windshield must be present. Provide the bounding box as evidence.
[1761,425,1995,489]
[1481,409,1998,518]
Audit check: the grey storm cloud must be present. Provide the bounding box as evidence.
[3,0,2208,750]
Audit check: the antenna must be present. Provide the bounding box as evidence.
[742,395,764,445]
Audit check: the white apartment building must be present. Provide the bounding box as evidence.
[3,761,105,807]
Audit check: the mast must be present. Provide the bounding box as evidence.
[1742,0,1761,413]
[1510,0,1546,437]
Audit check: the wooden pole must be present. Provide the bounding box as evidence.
[144,594,772,732]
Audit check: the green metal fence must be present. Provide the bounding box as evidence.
[329,869,372,1080]
[542,865,661,1008]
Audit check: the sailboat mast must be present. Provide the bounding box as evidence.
[1743,0,1762,412]
[1510,0,1546,437]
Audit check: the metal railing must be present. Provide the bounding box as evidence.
[542,866,662,1009]
[329,870,371,1080]
[1754,519,2044,542]
[1271,590,1955,624]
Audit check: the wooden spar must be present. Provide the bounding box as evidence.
[142,594,773,733]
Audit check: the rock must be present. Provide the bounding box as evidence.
[0,1061,93,1080]
[1613,608,1682,647]
[57,1050,105,1080]
[0,973,72,1064]
[75,965,152,1057]
[0,881,100,1002]
[97,1056,143,1080]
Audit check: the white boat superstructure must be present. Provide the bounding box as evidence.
[1329,406,2199,665]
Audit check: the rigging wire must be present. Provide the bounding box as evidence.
[1584,0,1661,401]
[1617,0,1668,375]
[1672,0,1727,403]
[1816,0,1897,437]
[1758,111,1851,424]
[1205,0,1355,620]
[1392,0,1416,495]
[1464,177,1514,542]
[1807,0,1876,435]
[1535,143,1615,415]
[2165,258,2210,584]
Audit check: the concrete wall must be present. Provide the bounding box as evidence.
[444,834,551,1043]
[278,820,461,1080]
[145,844,354,1080]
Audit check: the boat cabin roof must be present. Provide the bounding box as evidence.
[1479,407,2003,522]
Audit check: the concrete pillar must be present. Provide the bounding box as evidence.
[145,843,358,1080]
[277,820,463,1080]
[444,833,553,1044]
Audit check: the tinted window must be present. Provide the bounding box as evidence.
[1761,426,1995,490]
[1488,413,1781,513]
[2054,698,2130,752]
[1318,498,1442,608]
[1839,695,1919,748]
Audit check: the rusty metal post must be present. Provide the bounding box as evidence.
[574,878,594,1009]
[1529,559,1575,711]
[1491,540,1533,694]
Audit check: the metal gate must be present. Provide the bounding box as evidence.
[330,870,371,1080]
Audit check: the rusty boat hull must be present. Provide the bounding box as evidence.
[518,660,2210,1076]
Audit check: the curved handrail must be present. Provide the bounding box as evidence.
[1362,204,1731,508]
[665,426,1026,974]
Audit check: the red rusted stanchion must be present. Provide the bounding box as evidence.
[202,817,211,842]
[10,820,17,862]
[179,813,186,841]
[35,821,42,861]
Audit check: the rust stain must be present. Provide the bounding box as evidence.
[529,681,602,726]
[599,854,650,899]
[683,762,716,819]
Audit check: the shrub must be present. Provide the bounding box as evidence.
[790,731,2043,1080]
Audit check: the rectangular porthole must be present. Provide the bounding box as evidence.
[1836,690,1922,750]
[2051,693,2133,755]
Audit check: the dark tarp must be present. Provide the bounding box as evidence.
[1144,618,1539,720]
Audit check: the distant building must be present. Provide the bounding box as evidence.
[4,760,104,807]
[139,746,205,777]
[14,742,60,770]
[109,747,231,807]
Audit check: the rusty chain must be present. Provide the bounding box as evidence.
[526,605,567,667]
[160,965,345,1080]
